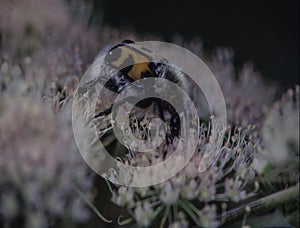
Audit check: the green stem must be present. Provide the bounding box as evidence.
[73,186,112,223]
[178,199,201,226]
[139,195,159,204]
[183,199,201,216]
[220,184,299,223]
[160,206,170,228]
[118,216,133,225]
[152,204,165,220]
[173,203,178,220]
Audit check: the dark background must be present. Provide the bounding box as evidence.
[96,0,299,89]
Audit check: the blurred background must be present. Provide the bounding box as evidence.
[1,0,298,88]
[98,0,299,88]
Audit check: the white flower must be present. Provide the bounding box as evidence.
[159,181,180,205]
[112,187,134,207]
[134,202,154,227]
[260,86,299,166]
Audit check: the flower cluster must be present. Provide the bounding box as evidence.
[254,86,299,182]
[0,0,98,56]
[105,84,299,227]
[85,37,298,227]
[0,62,95,227]
[106,123,258,227]
[186,46,277,128]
